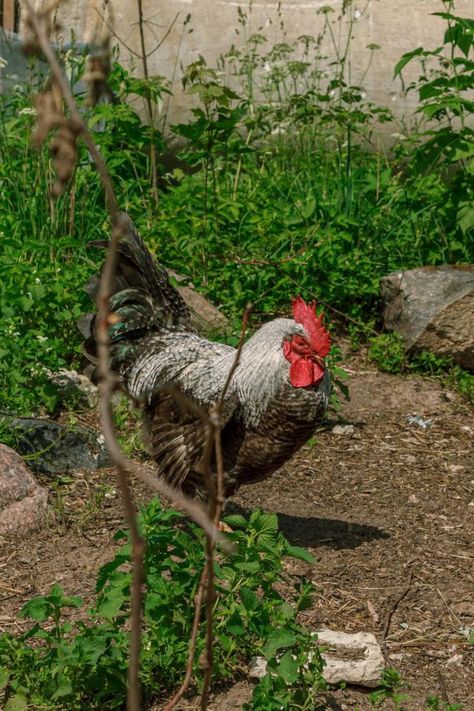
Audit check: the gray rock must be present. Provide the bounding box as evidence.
[0,444,50,538]
[48,368,98,409]
[249,656,268,679]
[249,629,384,688]
[12,418,109,475]
[381,266,474,370]
[169,270,230,335]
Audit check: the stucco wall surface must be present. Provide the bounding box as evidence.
[23,0,473,135]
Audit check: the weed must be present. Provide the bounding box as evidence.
[368,333,407,374]
[368,333,474,406]
[368,668,410,709]
[113,396,148,459]
[426,696,463,711]
[0,502,324,709]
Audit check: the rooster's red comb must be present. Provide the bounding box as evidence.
[292,296,331,357]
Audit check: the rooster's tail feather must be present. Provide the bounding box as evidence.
[82,213,192,381]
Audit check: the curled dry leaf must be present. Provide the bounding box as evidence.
[33,79,80,196]
[84,39,114,107]
[23,6,59,56]
[50,124,80,196]
[33,81,63,146]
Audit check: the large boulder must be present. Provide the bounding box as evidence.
[381,266,474,370]
[12,418,110,475]
[0,444,50,539]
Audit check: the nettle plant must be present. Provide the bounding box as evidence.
[394,1,474,239]
[0,502,325,710]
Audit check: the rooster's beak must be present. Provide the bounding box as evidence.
[313,355,325,369]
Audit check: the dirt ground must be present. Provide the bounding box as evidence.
[1,356,473,709]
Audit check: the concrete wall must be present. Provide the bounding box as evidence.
[23,0,473,136]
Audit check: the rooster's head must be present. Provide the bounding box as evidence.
[283,296,331,388]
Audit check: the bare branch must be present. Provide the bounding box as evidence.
[22,0,117,216]
[22,4,140,704]
[94,8,142,59]
[136,0,158,204]
[21,8,248,710]
[20,7,222,709]
[199,305,252,708]
[144,12,179,58]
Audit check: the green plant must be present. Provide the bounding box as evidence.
[0,49,166,418]
[394,1,474,241]
[153,3,472,328]
[0,502,325,709]
[2,3,473,420]
[448,365,474,405]
[368,668,410,709]
[368,333,407,374]
[426,696,463,710]
[113,395,147,458]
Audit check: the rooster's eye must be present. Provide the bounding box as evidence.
[292,335,308,347]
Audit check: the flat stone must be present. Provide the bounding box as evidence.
[381,266,474,370]
[315,628,384,687]
[11,418,109,475]
[0,444,50,539]
[249,628,384,688]
[332,424,355,436]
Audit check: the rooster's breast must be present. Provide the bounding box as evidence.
[228,375,329,491]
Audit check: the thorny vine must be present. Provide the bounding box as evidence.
[22,2,245,708]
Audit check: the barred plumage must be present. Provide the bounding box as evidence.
[83,214,331,496]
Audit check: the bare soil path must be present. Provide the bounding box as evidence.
[1,360,473,709]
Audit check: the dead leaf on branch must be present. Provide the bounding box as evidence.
[50,124,80,195]
[32,80,80,196]
[23,4,60,57]
[32,81,63,146]
[84,39,115,107]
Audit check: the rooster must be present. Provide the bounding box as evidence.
[83,214,331,497]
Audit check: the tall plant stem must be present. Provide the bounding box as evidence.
[136,0,159,205]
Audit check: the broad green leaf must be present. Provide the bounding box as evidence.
[393,47,424,78]
[278,650,300,684]
[223,514,247,529]
[20,597,52,622]
[97,579,130,619]
[285,545,315,564]
[0,667,9,691]
[262,628,297,658]
[240,586,259,611]
[457,201,474,236]
[51,677,73,699]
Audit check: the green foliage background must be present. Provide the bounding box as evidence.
[0,1,472,417]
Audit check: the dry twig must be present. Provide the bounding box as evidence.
[381,567,415,643]
[163,304,252,711]
[21,5,222,709]
[199,304,252,710]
